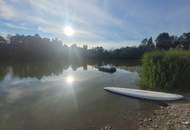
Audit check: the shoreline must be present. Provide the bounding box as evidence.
[138,102,190,130]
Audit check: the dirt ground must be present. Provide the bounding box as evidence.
[138,103,190,130]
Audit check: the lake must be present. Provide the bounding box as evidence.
[0,61,160,130]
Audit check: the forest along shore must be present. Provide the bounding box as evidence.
[138,103,190,130]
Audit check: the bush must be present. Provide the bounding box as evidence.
[140,50,190,89]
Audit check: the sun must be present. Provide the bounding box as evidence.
[63,26,75,36]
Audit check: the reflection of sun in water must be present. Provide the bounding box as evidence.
[63,26,75,36]
[66,75,75,84]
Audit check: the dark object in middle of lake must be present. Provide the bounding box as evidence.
[97,66,116,73]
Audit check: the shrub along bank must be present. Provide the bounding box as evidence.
[140,50,190,89]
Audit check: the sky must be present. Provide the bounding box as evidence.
[0,0,190,49]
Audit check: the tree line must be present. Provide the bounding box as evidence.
[0,32,189,62]
[140,32,190,50]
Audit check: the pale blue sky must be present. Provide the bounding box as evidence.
[0,0,190,48]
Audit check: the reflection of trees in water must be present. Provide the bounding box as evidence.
[88,59,140,67]
[83,64,87,70]
[119,66,140,72]
[12,63,69,79]
[0,60,140,79]
[0,62,88,79]
[0,65,9,80]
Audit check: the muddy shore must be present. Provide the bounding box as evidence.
[138,103,190,130]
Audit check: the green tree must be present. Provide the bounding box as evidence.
[139,37,154,49]
[139,38,148,48]
[0,36,7,44]
[156,32,172,50]
[147,37,155,49]
[178,33,190,49]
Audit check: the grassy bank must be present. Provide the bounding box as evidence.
[140,50,190,89]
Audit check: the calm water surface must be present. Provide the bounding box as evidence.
[0,62,160,130]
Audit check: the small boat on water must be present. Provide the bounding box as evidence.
[96,65,116,73]
[104,87,184,101]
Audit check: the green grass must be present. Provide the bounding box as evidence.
[140,50,190,89]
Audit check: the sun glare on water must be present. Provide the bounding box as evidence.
[66,75,75,84]
[63,26,75,36]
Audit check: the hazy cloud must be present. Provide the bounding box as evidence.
[0,0,190,48]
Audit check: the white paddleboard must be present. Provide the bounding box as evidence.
[104,87,184,101]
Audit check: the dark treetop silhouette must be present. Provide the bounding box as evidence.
[0,32,189,62]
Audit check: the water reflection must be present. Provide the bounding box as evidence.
[66,75,75,84]
[0,60,139,80]
[0,61,156,130]
[0,63,140,90]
